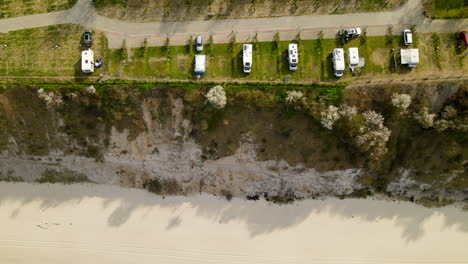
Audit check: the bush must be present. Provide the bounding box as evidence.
[143,178,182,195]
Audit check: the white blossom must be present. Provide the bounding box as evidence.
[37,88,63,108]
[355,110,391,160]
[338,105,357,119]
[285,91,304,104]
[320,105,340,130]
[414,107,436,128]
[391,93,412,111]
[85,85,96,94]
[363,110,385,129]
[441,105,457,119]
[206,85,227,109]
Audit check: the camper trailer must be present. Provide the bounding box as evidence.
[400,49,419,68]
[194,54,206,77]
[243,44,253,73]
[348,47,359,68]
[332,48,345,77]
[81,49,94,73]
[288,43,298,71]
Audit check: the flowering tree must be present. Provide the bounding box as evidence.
[355,110,391,160]
[206,85,227,109]
[414,107,436,128]
[320,105,340,130]
[391,93,412,111]
[37,88,63,108]
[85,85,96,95]
[285,91,304,104]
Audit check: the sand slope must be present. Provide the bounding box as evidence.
[0,182,467,264]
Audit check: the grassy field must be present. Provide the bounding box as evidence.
[0,25,466,81]
[95,0,406,22]
[0,0,76,19]
[107,31,467,82]
[423,0,468,19]
[0,25,106,77]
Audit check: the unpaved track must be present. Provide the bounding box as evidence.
[0,182,468,264]
[0,0,467,48]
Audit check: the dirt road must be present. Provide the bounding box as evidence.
[0,0,467,48]
[0,182,467,264]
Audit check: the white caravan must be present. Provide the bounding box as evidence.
[243,44,252,73]
[288,43,298,71]
[194,54,206,76]
[332,48,345,77]
[400,49,419,68]
[81,49,94,73]
[348,47,359,68]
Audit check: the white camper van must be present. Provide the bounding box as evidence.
[194,54,206,76]
[332,48,345,77]
[288,43,298,71]
[81,49,94,73]
[348,47,359,68]
[400,49,419,68]
[243,44,253,73]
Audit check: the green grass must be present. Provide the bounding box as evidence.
[0,0,76,19]
[0,25,106,77]
[424,0,468,18]
[1,25,466,81]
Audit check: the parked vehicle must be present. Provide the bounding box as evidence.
[81,49,94,73]
[332,48,345,77]
[400,48,419,68]
[344,28,361,40]
[403,29,413,45]
[460,31,468,47]
[196,35,203,52]
[83,29,92,47]
[348,47,359,68]
[288,43,298,71]
[194,54,206,77]
[243,44,253,74]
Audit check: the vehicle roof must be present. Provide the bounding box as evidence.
[462,31,468,44]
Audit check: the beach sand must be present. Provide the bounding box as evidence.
[0,182,467,264]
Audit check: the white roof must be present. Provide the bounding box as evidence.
[401,49,419,66]
[81,49,94,73]
[348,47,359,66]
[333,48,345,71]
[194,54,206,74]
[288,43,298,59]
[406,33,413,43]
[243,44,252,63]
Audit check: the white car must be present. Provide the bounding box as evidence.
[196,35,203,52]
[344,28,362,39]
[403,29,413,45]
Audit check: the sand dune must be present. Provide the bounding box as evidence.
[0,182,467,264]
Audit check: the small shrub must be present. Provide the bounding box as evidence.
[36,168,89,184]
[143,178,182,195]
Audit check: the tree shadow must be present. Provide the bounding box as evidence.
[1,182,467,243]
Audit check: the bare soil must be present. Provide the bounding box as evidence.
[96,0,407,23]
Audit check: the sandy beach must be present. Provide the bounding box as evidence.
[0,182,467,264]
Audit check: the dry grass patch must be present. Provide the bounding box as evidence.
[0,0,76,18]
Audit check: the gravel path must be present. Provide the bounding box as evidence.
[0,0,467,48]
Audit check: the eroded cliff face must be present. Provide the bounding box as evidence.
[0,83,466,204]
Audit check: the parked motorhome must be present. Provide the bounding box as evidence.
[348,47,359,68]
[194,54,206,76]
[332,48,345,77]
[81,49,94,73]
[288,43,298,71]
[400,49,419,68]
[243,44,253,73]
